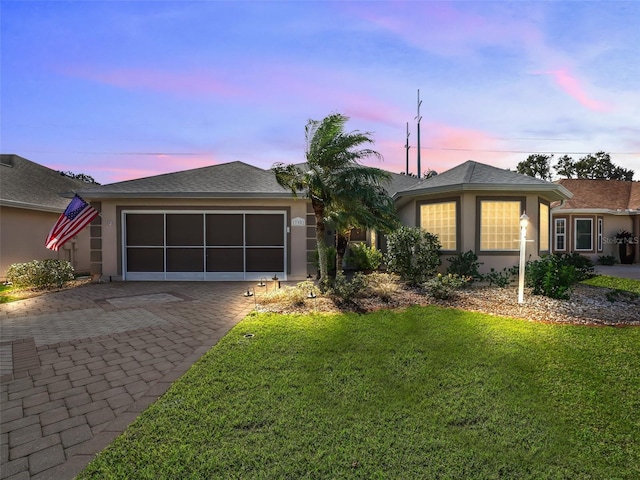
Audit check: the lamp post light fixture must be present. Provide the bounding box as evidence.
[307,290,317,310]
[272,274,280,292]
[518,212,529,304]
[244,287,257,308]
[257,278,267,287]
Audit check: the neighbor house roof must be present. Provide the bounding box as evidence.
[393,160,573,204]
[553,179,640,213]
[79,161,292,199]
[0,154,88,212]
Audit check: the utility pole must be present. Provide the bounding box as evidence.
[405,122,410,175]
[415,89,422,179]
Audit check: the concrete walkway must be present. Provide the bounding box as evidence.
[0,281,256,480]
[594,263,640,280]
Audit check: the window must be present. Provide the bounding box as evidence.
[420,200,457,250]
[479,200,522,251]
[554,218,566,251]
[575,218,593,251]
[597,218,603,252]
[539,203,549,252]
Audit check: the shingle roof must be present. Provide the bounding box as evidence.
[554,179,640,211]
[0,154,88,212]
[79,161,291,199]
[394,160,572,201]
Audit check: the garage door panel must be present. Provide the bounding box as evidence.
[246,248,284,272]
[206,214,243,246]
[167,214,203,246]
[127,214,164,246]
[167,248,204,272]
[246,214,284,246]
[127,248,164,272]
[206,248,244,272]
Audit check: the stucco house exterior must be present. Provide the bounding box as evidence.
[0,154,92,280]
[76,159,573,282]
[551,179,640,264]
[393,161,573,274]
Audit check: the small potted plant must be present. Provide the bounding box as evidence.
[616,230,635,264]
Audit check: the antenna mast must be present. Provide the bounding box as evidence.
[405,122,410,175]
[415,89,422,179]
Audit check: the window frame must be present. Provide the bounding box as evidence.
[597,217,604,252]
[476,196,526,255]
[554,217,567,252]
[538,199,550,254]
[416,197,461,253]
[574,217,594,252]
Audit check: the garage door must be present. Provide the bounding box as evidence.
[123,211,286,281]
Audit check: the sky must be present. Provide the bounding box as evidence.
[1,0,639,185]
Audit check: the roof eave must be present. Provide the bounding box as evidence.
[77,191,298,200]
[394,183,572,202]
[0,199,64,213]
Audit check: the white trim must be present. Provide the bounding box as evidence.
[554,218,566,252]
[574,217,593,251]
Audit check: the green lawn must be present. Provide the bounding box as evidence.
[78,306,640,479]
[582,275,640,295]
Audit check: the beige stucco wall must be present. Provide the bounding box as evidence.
[96,197,310,281]
[397,191,551,275]
[0,206,91,280]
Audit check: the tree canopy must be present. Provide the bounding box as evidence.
[516,152,634,181]
[59,171,100,184]
[272,113,396,287]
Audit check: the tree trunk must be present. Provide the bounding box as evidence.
[313,201,329,289]
[335,230,351,274]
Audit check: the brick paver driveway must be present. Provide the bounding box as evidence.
[1,281,256,480]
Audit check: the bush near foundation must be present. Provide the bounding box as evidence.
[6,259,75,289]
[385,227,441,285]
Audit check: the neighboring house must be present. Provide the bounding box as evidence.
[393,160,572,274]
[77,159,572,282]
[551,179,640,264]
[0,154,92,279]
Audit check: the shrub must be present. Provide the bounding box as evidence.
[598,255,617,266]
[259,280,320,308]
[526,255,576,300]
[557,252,595,281]
[485,266,516,287]
[329,272,368,302]
[385,227,441,285]
[363,272,401,302]
[423,273,470,300]
[6,259,75,289]
[348,243,383,271]
[446,250,483,281]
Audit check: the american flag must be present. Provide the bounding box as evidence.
[45,194,99,251]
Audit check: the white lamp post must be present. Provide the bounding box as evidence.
[518,212,529,304]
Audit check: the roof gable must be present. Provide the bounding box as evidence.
[0,154,88,212]
[80,161,291,199]
[395,160,572,201]
[555,179,640,211]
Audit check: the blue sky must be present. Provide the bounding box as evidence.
[2,1,639,184]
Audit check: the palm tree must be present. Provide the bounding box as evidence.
[272,113,396,288]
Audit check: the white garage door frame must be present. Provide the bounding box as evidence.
[121,209,288,281]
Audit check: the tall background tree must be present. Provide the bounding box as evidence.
[272,113,396,288]
[516,154,553,180]
[517,151,634,181]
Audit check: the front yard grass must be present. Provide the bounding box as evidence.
[78,306,640,479]
[582,275,640,295]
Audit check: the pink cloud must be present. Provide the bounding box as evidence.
[88,153,217,183]
[364,123,513,176]
[536,69,612,112]
[61,66,245,98]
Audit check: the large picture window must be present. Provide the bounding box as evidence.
[479,199,522,251]
[420,200,457,251]
[575,218,593,251]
